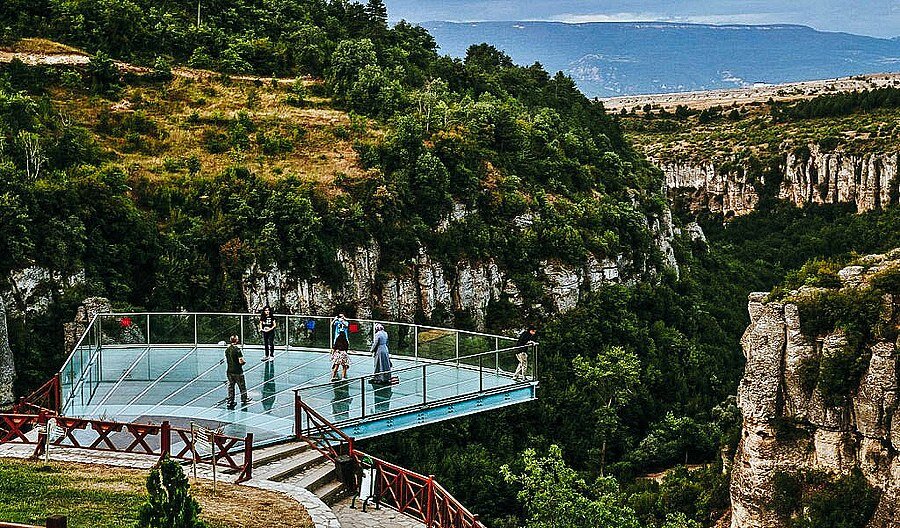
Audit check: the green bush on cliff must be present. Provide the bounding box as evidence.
[790,469,879,528]
[772,469,879,527]
[792,287,881,406]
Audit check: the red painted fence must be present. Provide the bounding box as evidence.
[294,393,485,528]
[12,375,61,415]
[0,412,253,483]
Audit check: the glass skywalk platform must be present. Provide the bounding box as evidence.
[60,313,539,445]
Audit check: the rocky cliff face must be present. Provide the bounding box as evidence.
[661,146,900,217]
[731,252,900,528]
[243,244,632,328]
[0,297,15,408]
[243,208,678,327]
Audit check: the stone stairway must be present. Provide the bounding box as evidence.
[233,440,350,507]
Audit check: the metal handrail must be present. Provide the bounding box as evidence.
[296,343,533,394]
[90,312,518,342]
[292,392,485,528]
[57,313,100,374]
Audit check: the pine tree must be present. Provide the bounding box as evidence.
[365,0,388,30]
[139,456,207,528]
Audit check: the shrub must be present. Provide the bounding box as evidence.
[285,80,307,107]
[149,57,173,82]
[817,335,870,407]
[87,51,122,97]
[782,257,844,290]
[796,356,820,393]
[138,456,206,528]
[792,469,879,528]
[771,471,802,517]
[202,129,229,154]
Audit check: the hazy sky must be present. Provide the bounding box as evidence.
[383,1,900,38]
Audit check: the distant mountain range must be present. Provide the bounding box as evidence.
[421,22,900,98]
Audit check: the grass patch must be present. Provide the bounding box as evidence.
[621,103,900,164]
[2,38,87,55]
[0,458,313,528]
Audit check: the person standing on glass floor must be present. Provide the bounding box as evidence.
[225,335,250,409]
[259,305,277,361]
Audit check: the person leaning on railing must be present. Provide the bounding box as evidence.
[514,325,537,381]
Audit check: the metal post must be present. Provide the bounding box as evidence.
[534,343,539,381]
[146,315,151,346]
[294,390,302,438]
[240,315,245,349]
[211,431,217,492]
[285,316,290,352]
[479,355,483,392]
[193,314,198,346]
[422,365,427,405]
[455,331,459,365]
[361,378,366,418]
[414,326,419,361]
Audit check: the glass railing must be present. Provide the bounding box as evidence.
[294,343,537,425]
[58,312,535,422]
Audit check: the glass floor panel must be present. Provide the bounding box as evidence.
[62,345,526,444]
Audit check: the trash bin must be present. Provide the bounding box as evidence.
[335,454,358,488]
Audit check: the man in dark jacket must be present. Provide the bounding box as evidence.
[225,335,250,409]
[514,326,537,380]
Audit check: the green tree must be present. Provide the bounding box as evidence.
[574,346,641,474]
[327,38,378,100]
[139,455,206,528]
[501,445,641,528]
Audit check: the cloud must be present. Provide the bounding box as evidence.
[551,11,798,26]
[550,12,672,24]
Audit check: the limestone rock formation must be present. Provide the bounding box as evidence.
[3,265,85,316]
[731,254,900,528]
[659,159,759,217]
[242,244,627,327]
[661,146,900,217]
[0,297,15,408]
[242,206,678,328]
[63,297,112,356]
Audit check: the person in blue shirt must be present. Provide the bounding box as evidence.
[332,314,350,347]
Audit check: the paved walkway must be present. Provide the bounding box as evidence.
[331,496,421,528]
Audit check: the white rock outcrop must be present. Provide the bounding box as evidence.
[731,257,900,528]
[661,146,900,217]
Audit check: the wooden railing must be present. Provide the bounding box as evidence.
[0,412,253,483]
[0,516,66,528]
[12,375,61,415]
[294,394,485,528]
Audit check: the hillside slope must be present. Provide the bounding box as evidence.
[619,87,900,217]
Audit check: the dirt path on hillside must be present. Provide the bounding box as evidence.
[0,50,310,84]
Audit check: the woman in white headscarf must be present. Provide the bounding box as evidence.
[370,323,392,384]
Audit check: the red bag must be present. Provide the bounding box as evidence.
[348,322,360,333]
